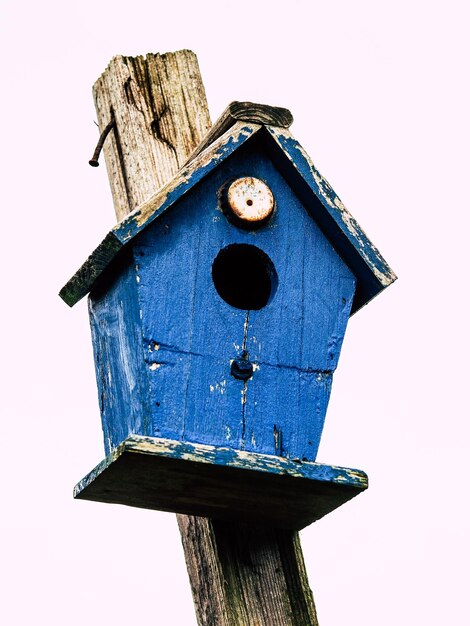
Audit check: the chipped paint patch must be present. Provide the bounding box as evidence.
[210,380,227,395]
[266,125,397,291]
[273,425,282,455]
[120,123,260,231]
[74,434,368,529]
[94,435,369,488]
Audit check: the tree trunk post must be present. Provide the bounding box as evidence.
[92,49,319,626]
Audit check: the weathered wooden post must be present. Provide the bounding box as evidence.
[60,50,396,625]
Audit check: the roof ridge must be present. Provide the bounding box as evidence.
[185,101,293,165]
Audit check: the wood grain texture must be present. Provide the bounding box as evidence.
[74,435,368,530]
[90,50,319,625]
[88,250,153,453]
[93,50,212,221]
[178,516,318,626]
[186,101,293,163]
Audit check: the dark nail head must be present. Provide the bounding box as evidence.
[231,358,254,381]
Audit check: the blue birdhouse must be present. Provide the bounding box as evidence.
[61,103,396,529]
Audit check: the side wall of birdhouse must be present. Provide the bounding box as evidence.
[88,252,152,455]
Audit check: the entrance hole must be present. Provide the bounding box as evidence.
[212,244,277,310]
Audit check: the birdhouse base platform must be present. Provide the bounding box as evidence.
[74,435,368,530]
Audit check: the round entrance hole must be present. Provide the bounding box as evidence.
[212,244,277,310]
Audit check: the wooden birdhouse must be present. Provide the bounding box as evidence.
[61,103,396,529]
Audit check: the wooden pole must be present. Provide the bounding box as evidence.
[92,50,319,626]
[178,517,318,625]
[92,51,212,221]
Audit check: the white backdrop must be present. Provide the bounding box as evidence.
[2,1,469,623]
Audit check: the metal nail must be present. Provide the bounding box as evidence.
[89,117,116,167]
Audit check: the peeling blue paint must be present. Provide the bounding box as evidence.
[76,435,369,489]
[63,116,397,509]
[87,139,356,462]
[114,126,257,244]
[60,123,395,310]
[73,434,368,529]
[266,126,396,312]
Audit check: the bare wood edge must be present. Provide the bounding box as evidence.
[177,515,319,626]
[73,436,367,531]
[176,515,232,625]
[74,435,368,492]
[185,101,293,164]
[265,125,397,313]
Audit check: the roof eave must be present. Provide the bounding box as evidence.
[265,125,397,312]
[59,121,262,307]
[60,115,396,312]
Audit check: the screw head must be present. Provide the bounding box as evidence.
[231,357,254,381]
[225,177,274,225]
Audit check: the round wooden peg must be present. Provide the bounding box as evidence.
[226,177,274,224]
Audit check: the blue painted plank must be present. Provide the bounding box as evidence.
[134,179,247,449]
[265,126,396,312]
[88,252,151,454]
[243,366,333,461]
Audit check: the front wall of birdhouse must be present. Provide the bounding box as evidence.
[130,137,357,461]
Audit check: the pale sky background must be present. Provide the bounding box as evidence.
[1,1,469,624]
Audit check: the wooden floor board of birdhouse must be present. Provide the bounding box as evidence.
[74,436,368,530]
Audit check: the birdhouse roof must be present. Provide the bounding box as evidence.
[60,102,396,312]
